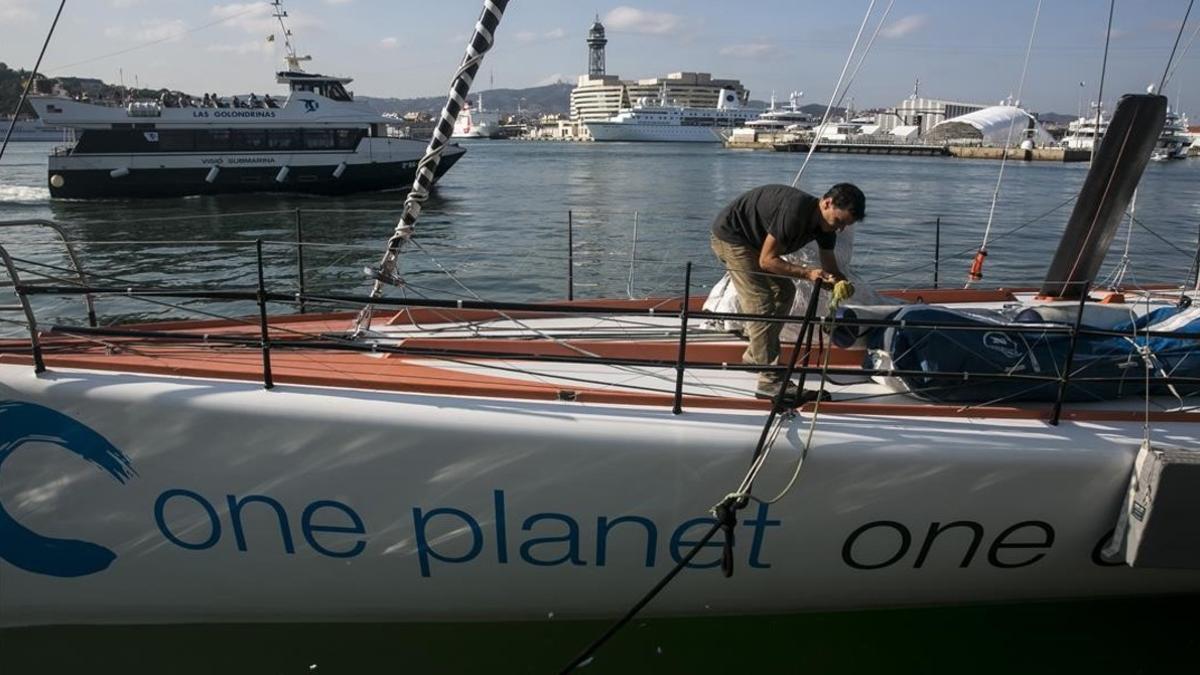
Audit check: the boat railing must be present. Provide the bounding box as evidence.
[6,267,1200,413]
[0,220,97,373]
[11,276,1200,415]
[0,216,1196,418]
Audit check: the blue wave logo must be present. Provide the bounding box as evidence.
[0,401,136,577]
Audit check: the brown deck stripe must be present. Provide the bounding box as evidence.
[2,350,1194,423]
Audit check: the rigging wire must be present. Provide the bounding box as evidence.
[0,0,66,164]
[1103,189,1138,289]
[791,0,878,189]
[47,5,260,73]
[967,0,1043,286]
[830,0,896,113]
[1161,16,1200,90]
[1159,0,1195,93]
[1091,0,1117,170]
[354,0,509,336]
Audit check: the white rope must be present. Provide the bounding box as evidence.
[1105,189,1137,289]
[791,0,877,189]
[719,311,840,509]
[973,0,1043,271]
[832,0,895,113]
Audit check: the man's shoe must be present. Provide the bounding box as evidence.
[754,382,832,406]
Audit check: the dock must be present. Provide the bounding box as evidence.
[773,141,950,156]
[726,134,1095,162]
[948,146,1093,162]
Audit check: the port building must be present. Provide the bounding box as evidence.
[877,96,989,135]
[568,17,749,135]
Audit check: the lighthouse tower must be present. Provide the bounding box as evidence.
[587,15,607,77]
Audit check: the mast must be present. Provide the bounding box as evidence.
[1039,94,1166,300]
[354,0,509,335]
[271,0,311,72]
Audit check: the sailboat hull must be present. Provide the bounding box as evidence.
[2,363,1198,628]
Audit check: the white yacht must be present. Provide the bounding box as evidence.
[27,4,463,199]
[1061,109,1107,151]
[742,92,814,132]
[585,89,763,142]
[452,95,502,139]
[1151,107,1190,160]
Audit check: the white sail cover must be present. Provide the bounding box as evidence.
[928,105,1054,146]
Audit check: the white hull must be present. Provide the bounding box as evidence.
[452,110,501,139]
[586,122,723,142]
[2,361,1198,628]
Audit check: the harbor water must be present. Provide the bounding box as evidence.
[2,140,1199,330]
[2,140,1200,673]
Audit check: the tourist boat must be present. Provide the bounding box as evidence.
[25,5,464,199]
[452,95,502,139]
[2,0,1199,641]
[585,88,763,142]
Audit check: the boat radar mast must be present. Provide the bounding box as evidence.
[271,0,311,72]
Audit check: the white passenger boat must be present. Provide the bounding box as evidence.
[2,0,1199,641]
[586,89,763,142]
[25,5,463,199]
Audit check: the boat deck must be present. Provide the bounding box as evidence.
[3,288,1195,423]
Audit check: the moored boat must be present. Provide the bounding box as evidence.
[25,3,464,199]
[2,0,1200,645]
[585,88,763,142]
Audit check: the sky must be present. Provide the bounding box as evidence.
[1,0,1198,115]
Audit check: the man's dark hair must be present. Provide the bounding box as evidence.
[824,183,866,221]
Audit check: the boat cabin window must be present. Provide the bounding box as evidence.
[288,80,352,102]
[68,128,364,154]
[324,82,351,102]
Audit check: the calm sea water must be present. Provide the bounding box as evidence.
[2,139,1199,329]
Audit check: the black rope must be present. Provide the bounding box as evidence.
[1160,0,1195,93]
[556,514,727,673]
[557,283,827,672]
[1128,214,1196,258]
[0,0,65,163]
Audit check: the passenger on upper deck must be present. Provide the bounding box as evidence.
[263,94,278,109]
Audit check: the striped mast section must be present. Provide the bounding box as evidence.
[353,0,509,335]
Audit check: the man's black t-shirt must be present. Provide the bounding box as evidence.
[711,184,836,253]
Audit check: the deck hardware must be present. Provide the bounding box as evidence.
[1051,282,1091,425]
[295,208,307,314]
[567,210,574,301]
[672,262,692,415]
[255,239,274,390]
